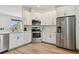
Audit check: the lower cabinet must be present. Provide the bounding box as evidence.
[42,32,56,44]
[9,32,24,50]
[24,32,32,44]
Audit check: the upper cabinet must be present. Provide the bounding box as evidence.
[0,5,22,18]
[23,10,32,25]
[66,6,76,16]
[56,6,76,17]
[23,9,56,26]
[56,6,66,17]
[41,10,56,25]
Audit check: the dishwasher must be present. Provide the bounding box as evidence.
[0,34,9,53]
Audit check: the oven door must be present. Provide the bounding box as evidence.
[32,32,41,38]
[32,32,41,43]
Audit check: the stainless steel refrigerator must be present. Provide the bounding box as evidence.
[56,15,76,50]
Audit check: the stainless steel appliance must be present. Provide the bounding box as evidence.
[56,15,76,50]
[0,34,9,53]
[32,26,42,43]
[32,19,41,43]
[32,20,41,25]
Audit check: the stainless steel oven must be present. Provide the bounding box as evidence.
[32,32,41,38]
[32,26,42,43]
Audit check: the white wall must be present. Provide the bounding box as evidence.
[0,5,22,18]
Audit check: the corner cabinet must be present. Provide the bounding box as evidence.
[9,32,24,50]
[23,10,32,25]
[42,27,56,44]
[42,32,56,44]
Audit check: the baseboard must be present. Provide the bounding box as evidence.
[42,41,56,46]
[9,42,31,51]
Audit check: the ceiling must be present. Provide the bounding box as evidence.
[23,5,64,13]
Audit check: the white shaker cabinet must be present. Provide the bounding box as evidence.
[42,32,56,44]
[41,10,56,25]
[65,6,76,16]
[42,27,56,44]
[47,33,56,44]
[45,15,53,25]
[23,10,32,25]
[56,6,66,17]
[42,32,49,42]
[9,33,18,50]
[17,33,24,46]
[56,6,76,17]
[24,32,32,44]
[9,32,24,50]
[41,14,46,25]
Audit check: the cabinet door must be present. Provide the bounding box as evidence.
[41,16,46,25]
[56,6,66,17]
[52,11,57,25]
[23,10,32,25]
[45,32,50,42]
[18,33,24,46]
[46,15,53,25]
[42,32,46,41]
[49,33,56,44]
[27,32,32,43]
[41,11,56,25]
[66,6,76,16]
[24,32,32,44]
[24,32,28,44]
[9,34,18,49]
